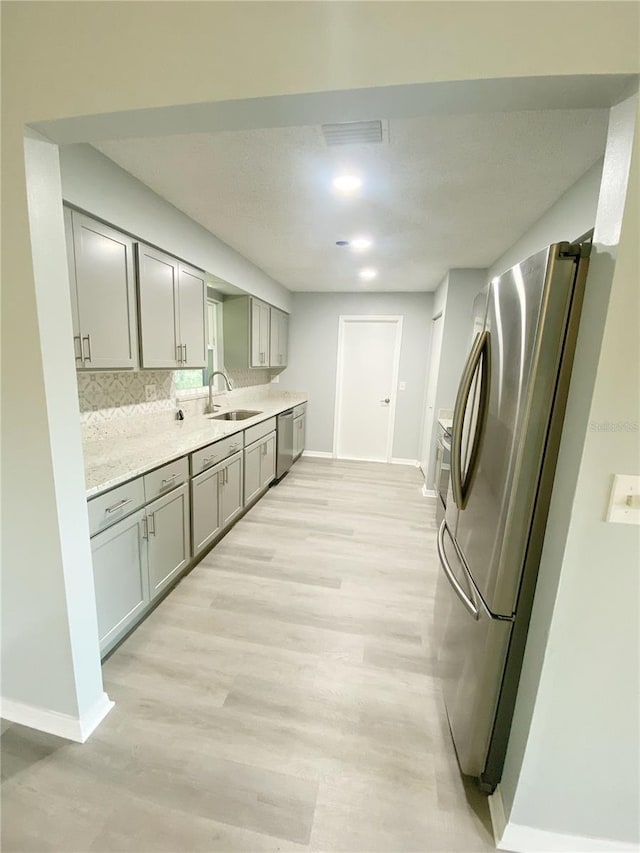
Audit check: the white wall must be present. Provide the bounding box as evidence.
[489,158,603,279]
[59,144,292,313]
[278,292,433,461]
[493,92,639,851]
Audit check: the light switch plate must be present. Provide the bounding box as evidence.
[399,381,407,391]
[145,384,156,401]
[606,474,640,525]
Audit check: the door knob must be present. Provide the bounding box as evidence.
[380,398,390,404]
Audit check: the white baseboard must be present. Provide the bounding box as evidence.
[302,450,333,459]
[390,457,419,467]
[490,785,638,852]
[1,691,114,743]
[422,485,437,498]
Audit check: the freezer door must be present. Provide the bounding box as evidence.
[435,520,512,777]
[452,246,581,616]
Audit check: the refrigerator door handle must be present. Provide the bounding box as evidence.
[451,330,491,510]
[437,520,480,621]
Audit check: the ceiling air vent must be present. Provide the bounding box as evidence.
[321,120,385,146]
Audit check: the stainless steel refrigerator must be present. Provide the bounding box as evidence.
[435,241,590,792]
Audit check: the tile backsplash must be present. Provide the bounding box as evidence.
[77,368,273,424]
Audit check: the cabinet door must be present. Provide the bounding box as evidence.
[269,308,281,367]
[90,509,149,654]
[250,298,265,367]
[293,414,305,459]
[71,211,137,369]
[146,484,190,600]
[137,244,180,368]
[279,312,289,367]
[259,301,271,367]
[261,433,276,488]
[177,263,206,368]
[244,441,262,506]
[191,465,222,556]
[64,208,84,367]
[221,451,243,528]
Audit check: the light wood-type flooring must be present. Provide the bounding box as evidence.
[1,458,494,852]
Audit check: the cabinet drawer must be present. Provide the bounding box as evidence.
[88,477,145,537]
[144,456,189,502]
[293,403,307,418]
[244,417,276,447]
[191,433,244,475]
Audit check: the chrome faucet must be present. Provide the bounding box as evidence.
[207,370,234,413]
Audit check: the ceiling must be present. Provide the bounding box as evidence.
[95,108,608,293]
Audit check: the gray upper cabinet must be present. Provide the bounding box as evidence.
[224,296,272,369]
[65,208,137,370]
[177,263,207,368]
[269,308,289,368]
[137,244,206,369]
[146,483,190,600]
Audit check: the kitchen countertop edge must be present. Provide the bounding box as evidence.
[84,395,307,500]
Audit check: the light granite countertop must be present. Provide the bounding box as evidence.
[83,391,307,499]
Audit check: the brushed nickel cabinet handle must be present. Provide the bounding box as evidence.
[176,344,182,364]
[182,344,187,363]
[82,334,92,362]
[161,473,179,487]
[73,335,83,362]
[202,456,215,468]
[142,516,148,539]
[148,512,156,535]
[105,497,132,514]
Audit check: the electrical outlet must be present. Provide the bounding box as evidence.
[145,384,156,401]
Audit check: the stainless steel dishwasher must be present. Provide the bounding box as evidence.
[276,409,294,479]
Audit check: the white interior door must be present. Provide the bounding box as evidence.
[420,312,444,486]
[334,316,403,463]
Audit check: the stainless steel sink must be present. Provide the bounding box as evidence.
[209,410,262,421]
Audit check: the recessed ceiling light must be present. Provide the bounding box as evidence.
[359,267,378,281]
[332,174,362,193]
[351,236,373,251]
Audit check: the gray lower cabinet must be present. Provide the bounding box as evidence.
[191,463,222,556]
[220,451,244,527]
[90,508,149,654]
[90,478,190,655]
[191,450,243,556]
[146,483,190,599]
[293,413,306,459]
[244,431,276,505]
